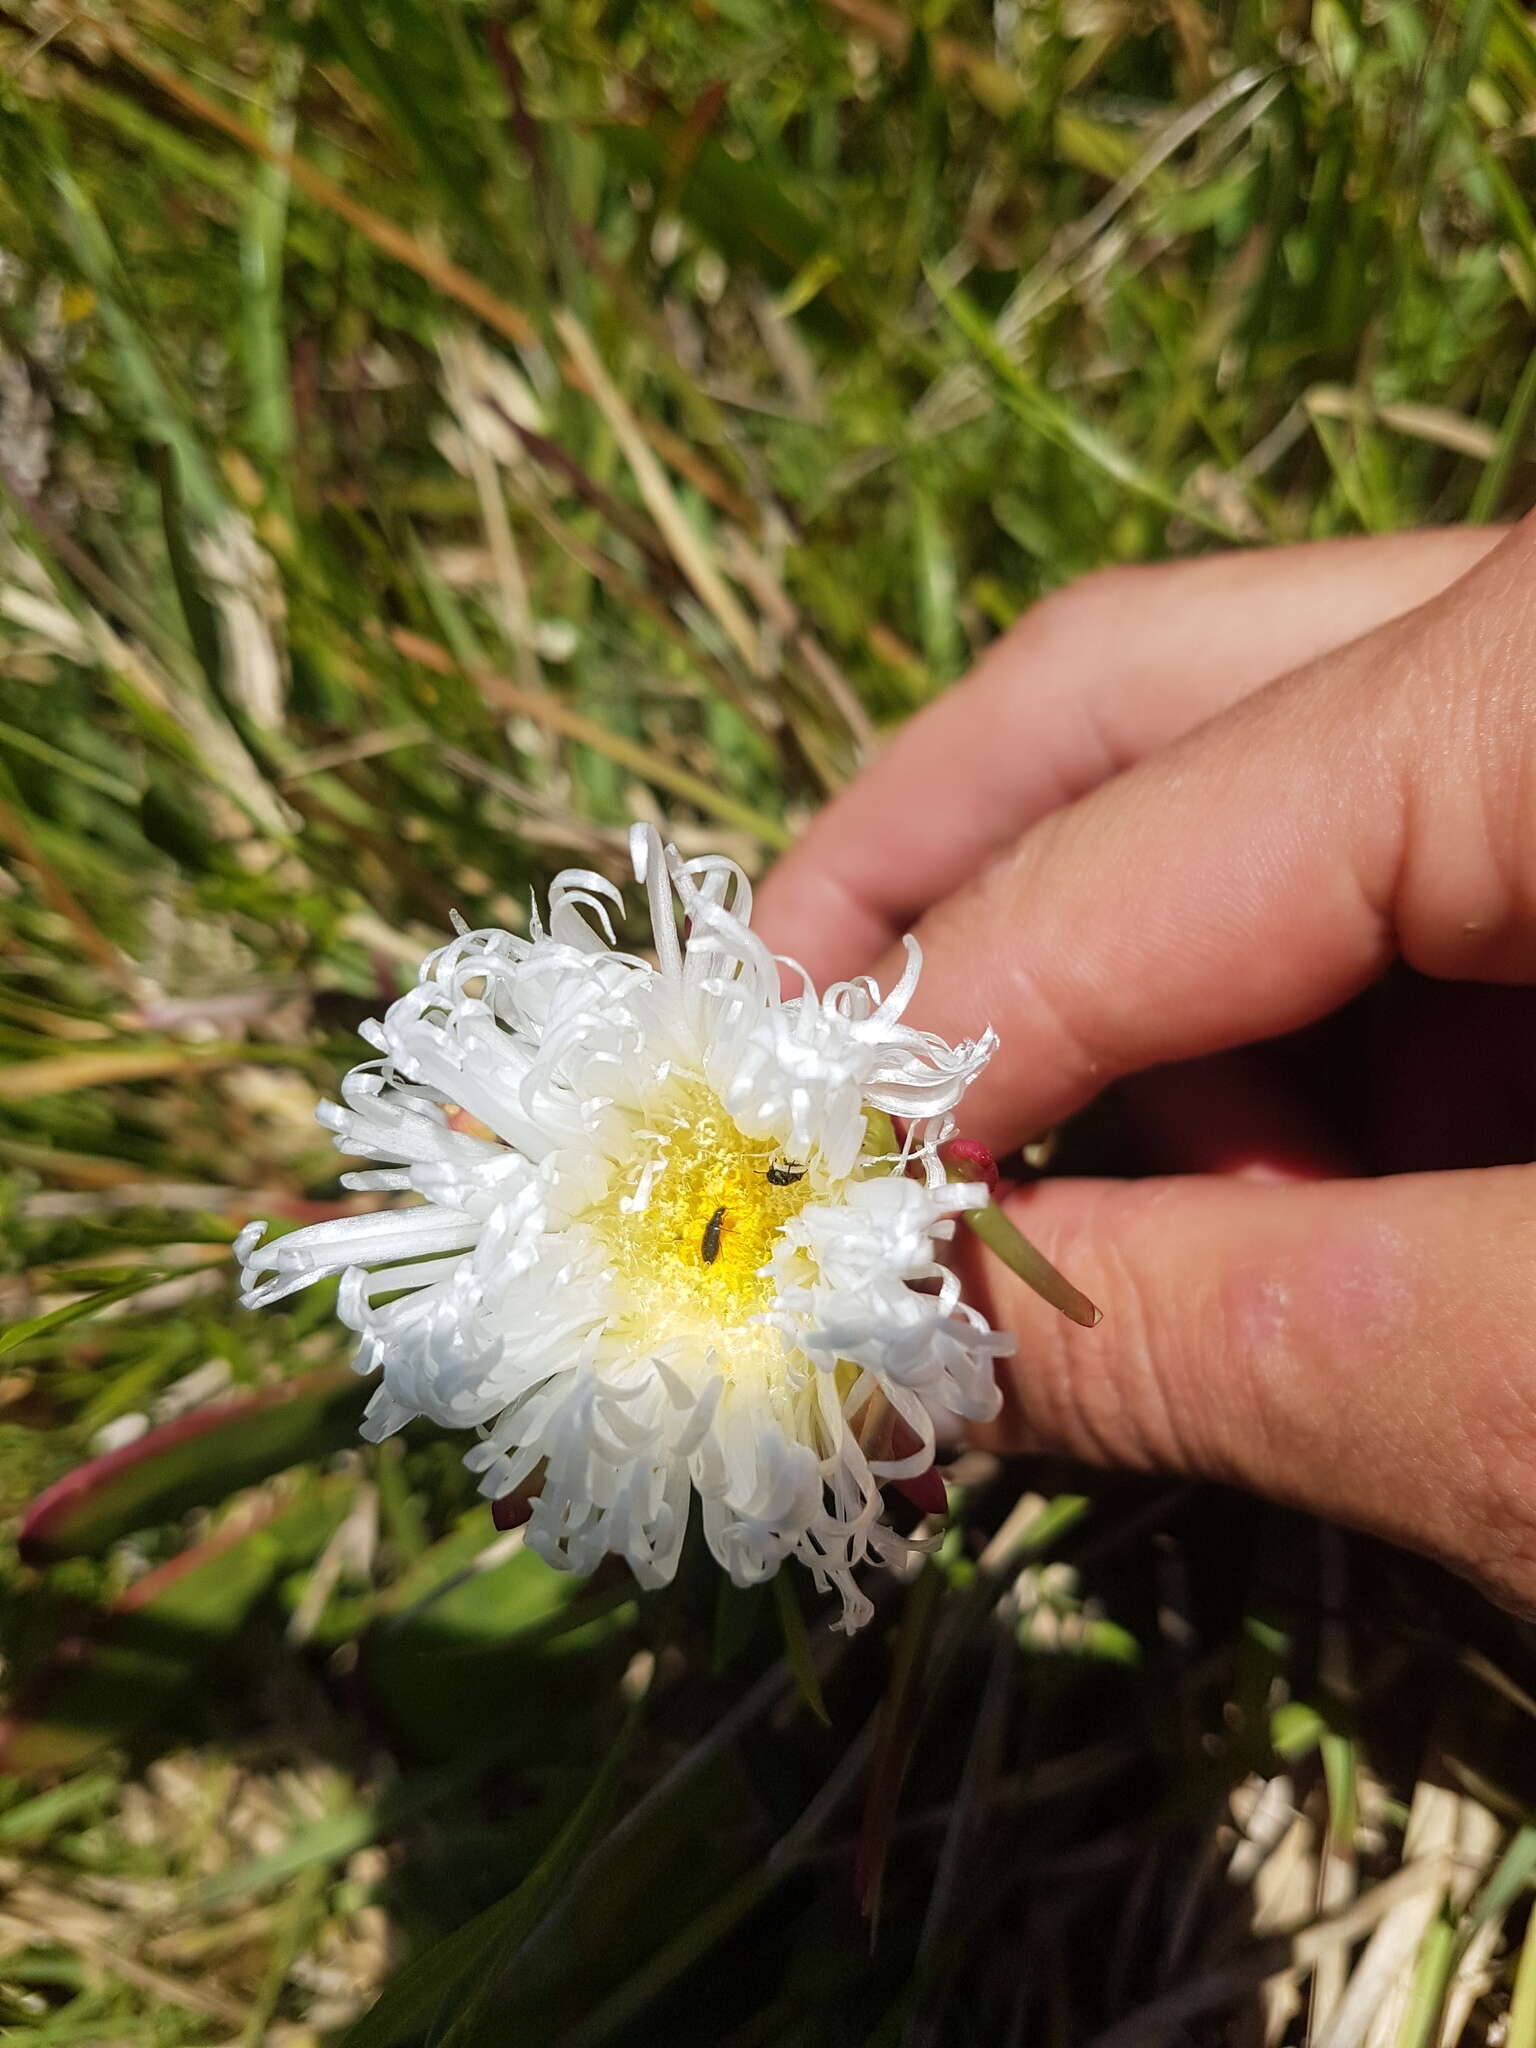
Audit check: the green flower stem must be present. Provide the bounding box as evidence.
[960,1195,1102,1329]
[868,1110,1102,1327]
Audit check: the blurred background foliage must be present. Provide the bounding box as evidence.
[0,0,1534,2041]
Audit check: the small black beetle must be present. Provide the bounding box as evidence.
[701,1205,728,1264]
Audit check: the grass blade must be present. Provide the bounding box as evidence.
[339,1696,645,2048]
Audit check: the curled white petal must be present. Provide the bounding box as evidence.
[239,827,1011,1629]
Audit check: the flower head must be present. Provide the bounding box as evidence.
[238,827,1010,1629]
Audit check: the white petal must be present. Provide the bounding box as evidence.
[239,818,1009,1632]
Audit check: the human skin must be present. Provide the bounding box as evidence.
[753,515,1536,1614]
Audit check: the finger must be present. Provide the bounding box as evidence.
[960,1163,1536,1615]
[867,515,1536,1152]
[756,527,1502,982]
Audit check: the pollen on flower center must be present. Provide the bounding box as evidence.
[592,1082,816,1360]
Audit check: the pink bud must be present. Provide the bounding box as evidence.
[939,1137,999,1193]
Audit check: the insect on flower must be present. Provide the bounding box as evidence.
[236,825,1011,1631]
[700,1204,728,1264]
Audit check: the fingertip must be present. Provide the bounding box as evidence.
[751,847,901,988]
[959,1164,1536,1619]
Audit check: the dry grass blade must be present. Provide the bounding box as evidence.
[0,796,135,997]
[914,64,1275,442]
[95,23,536,351]
[1318,1779,1476,2048]
[1085,1856,1461,2048]
[388,627,789,849]
[552,311,762,674]
[0,1044,266,1102]
[0,1883,248,2025]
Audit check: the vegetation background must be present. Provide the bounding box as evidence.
[0,1,1534,2042]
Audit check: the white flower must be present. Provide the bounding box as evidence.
[238,826,1011,1630]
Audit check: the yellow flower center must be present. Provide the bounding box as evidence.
[593,1083,817,1363]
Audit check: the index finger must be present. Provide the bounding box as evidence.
[858,516,1536,1152]
[755,527,1500,985]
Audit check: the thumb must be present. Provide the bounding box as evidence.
[962,1165,1536,1615]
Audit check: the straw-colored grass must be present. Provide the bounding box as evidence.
[0,2,1534,2041]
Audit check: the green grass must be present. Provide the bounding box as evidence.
[0,1,1534,2041]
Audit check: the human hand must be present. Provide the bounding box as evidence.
[755,518,1536,1613]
